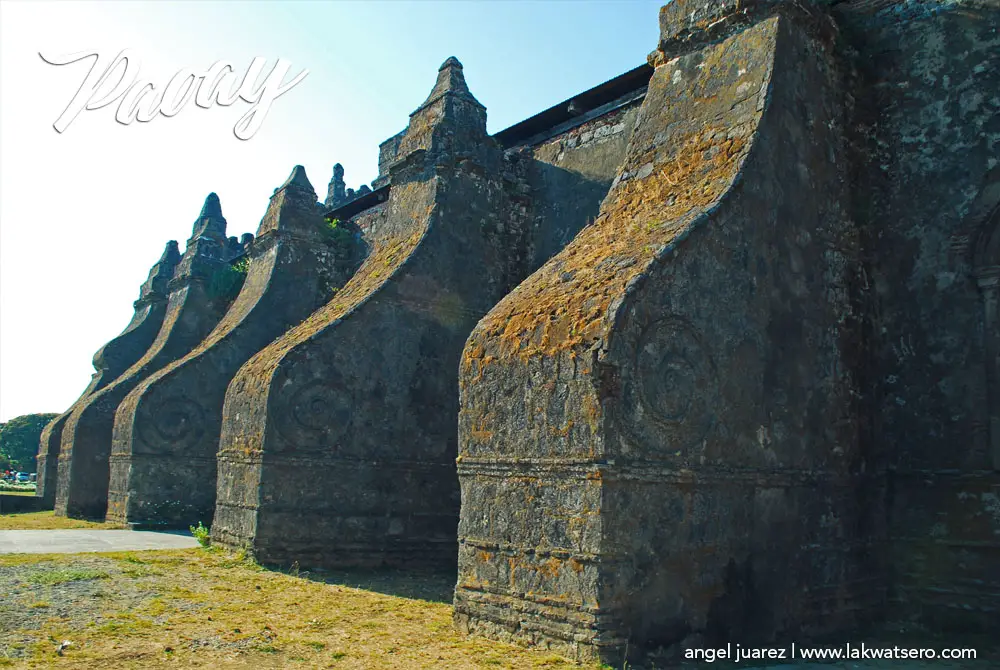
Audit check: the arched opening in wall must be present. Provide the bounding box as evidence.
[969,168,999,470]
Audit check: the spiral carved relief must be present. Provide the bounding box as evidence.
[623,316,718,455]
[275,378,353,449]
[141,396,206,452]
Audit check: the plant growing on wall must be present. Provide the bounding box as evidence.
[321,217,355,256]
[208,257,250,303]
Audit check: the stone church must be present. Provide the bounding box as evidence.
[38,0,998,663]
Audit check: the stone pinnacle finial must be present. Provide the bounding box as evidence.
[139,239,183,301]
[191,193,228,240]
[199,193,223,219]
[281,165,315,193]
[256,165,323,237]
[161,240,181,265]
[327,163,348,207]
[415,54,483,113]
[396,56,488,160]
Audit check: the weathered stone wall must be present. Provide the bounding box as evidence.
[55,196,237,520]
[106,167,355,528]
[350,201,388,238]
[455,1,876,662]
[373,130,406,189]
[834,0,1000,632]
[36,241,180,506]
[522,102,643,274]
[210,58,528,569]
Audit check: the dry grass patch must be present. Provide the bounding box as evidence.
[0,511,109,531]
[0,548,597,669]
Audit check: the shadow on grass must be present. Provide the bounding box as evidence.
[265,564,456,604]
[0,493,52,515]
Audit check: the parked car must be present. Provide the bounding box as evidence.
[15,472,30,483]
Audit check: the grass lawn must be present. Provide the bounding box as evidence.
[0,511,109,531]
[0,491,37,497]
[0,547,596,669]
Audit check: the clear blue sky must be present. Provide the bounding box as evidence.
[0,0,664,421]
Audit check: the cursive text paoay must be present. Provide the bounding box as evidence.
[39,49,309,140]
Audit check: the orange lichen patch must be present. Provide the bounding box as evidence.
[536,557,563,579]
[463,19,778,369]
[461,341,487,378]
[216,421,266,459]
[550,420,574,438]
[567,514,594,539]
[472,126,749,363]
[466,408,496,442]
[569,558,585,574]
[467,353,496,384]
[581,393,601,433]
[457,575,491,591]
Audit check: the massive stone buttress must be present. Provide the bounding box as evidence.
[36,242,181,507]
[210,57,527,568]
[455,0,876,662]
[55,195,238,519]
[107,166,354,528]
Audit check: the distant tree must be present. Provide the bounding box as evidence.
[0,413,58,472]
